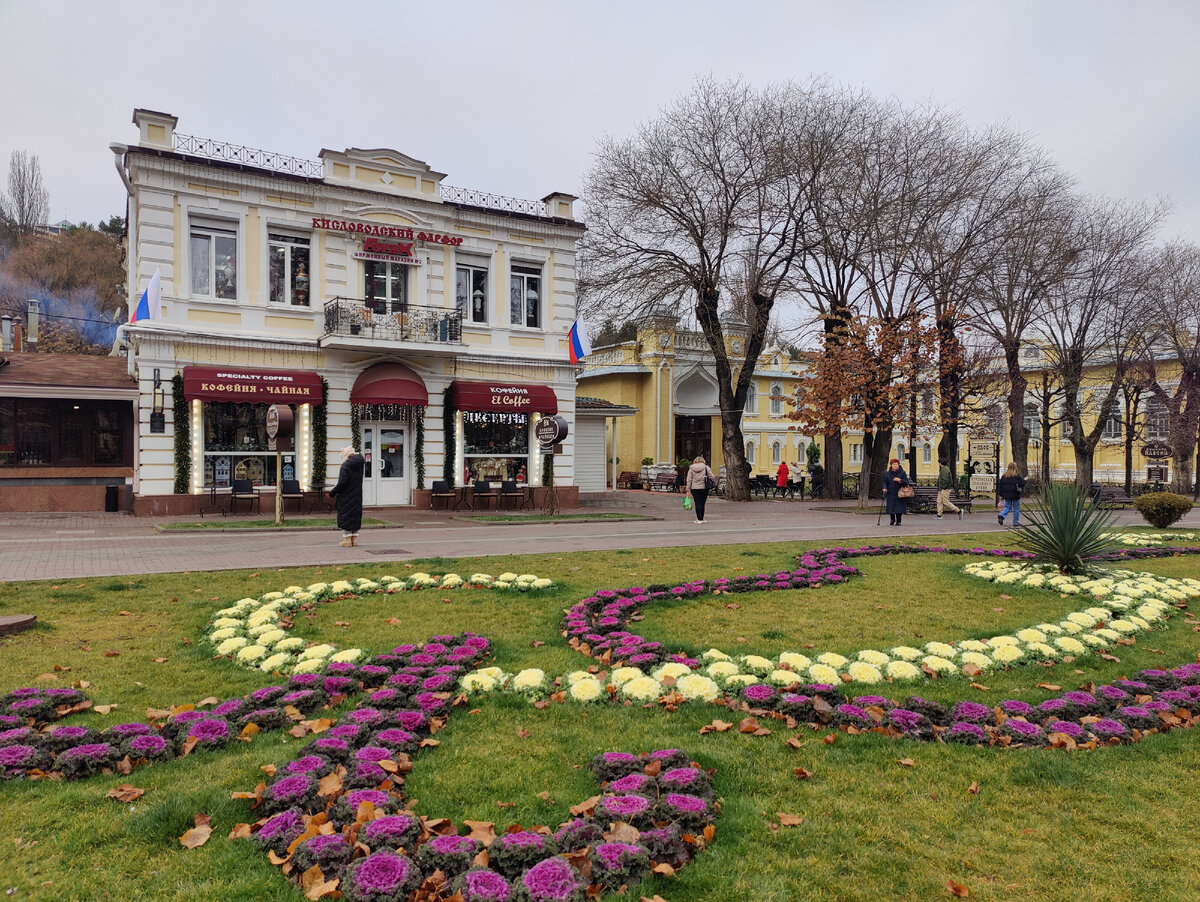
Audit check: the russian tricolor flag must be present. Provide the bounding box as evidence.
[568,317,592,364]
[130,268,162,323]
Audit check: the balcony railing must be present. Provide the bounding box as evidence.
[322,297,462,344]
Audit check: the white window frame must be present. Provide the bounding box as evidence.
[364,260,410,313]
[769,383,783,417]
[1145,399,1168,440]
[771,440,782,464]
[189,220,238,301]
[745,382,757,415]
[922,442,932,464]
[457,261,489,325]
[267,232,311,307]
[850,442,863,464]
[510,263,543,329]
[745,441,756,465]
[1023,402,1041,439]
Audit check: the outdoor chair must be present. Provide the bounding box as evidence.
[230,478,260,514]
[499,480,530,510]
[430,480,455,511]
[280,479,306,513]
[472,480,499,511]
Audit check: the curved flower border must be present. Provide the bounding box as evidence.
[454,544,1200,701]
[205,571,554,675]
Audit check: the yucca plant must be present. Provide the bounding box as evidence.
[1015,481,1117,574]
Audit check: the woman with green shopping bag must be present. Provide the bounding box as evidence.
[684,454,717,524]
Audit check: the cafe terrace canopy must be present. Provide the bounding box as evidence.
[350,362,429,406]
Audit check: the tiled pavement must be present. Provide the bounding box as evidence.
[0,493,1194,582]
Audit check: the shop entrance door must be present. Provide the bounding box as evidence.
[361,423,409,506]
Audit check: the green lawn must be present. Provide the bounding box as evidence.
[1,533,1199,901]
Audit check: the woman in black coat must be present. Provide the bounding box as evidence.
[329,445,365,546]
[882,457,911,526]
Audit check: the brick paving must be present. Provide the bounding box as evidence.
[0,493,1193,582]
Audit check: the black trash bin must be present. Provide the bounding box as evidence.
[104,485,119,512]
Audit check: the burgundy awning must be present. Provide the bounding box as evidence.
[182,366,322,404]
[450,380,558,414]
[351,363,428,406]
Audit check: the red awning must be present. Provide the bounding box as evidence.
[182,366,322,404]
[350,362,429,406]
[450,380,558,414]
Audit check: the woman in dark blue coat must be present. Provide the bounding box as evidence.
[883,457,911,526]
[329,445,365,546]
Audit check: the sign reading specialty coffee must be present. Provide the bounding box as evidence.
[182,366,322,404]
[535,415,569,449]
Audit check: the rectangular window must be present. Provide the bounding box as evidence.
[364,261,408,314]
[922,443,932,464]
[510,264,542,328]
[456,264,488,324]
[269,234,311,306]
[1102,411,1122,439]
[463,411,530,483]
[0,399,129,467]
[190,224,237,300]
[201,401,294,487]
[850,442,863,464]
[1145,400,1168,439]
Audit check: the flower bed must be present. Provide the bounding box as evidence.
[204,576,547,675]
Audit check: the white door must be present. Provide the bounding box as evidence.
[362,423,409,506]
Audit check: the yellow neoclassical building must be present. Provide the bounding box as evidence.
[578,324,1176,491]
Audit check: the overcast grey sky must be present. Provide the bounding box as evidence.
[2,0,1197,242]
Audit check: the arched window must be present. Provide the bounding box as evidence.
[769,383,783,416]
[771,440,782,464]
[922,442,932,464]
[745,382,757,415]
[797,440,807,465]
[745,441,756,465]
[895,442,907,461]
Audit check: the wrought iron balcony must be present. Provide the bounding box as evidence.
[322,297,462,344]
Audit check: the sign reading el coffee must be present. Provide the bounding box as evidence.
[312,217,463,247]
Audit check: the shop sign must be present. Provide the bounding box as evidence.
[183,366,322,404]
[535,414,568,446]
[969,441,997,460]
[312,217,463,246]
[970,474,996,493]
[1142,441,1171,460]
[266,404,294,452]
[351,237,423,266]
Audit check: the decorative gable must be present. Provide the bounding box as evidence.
[319,147,447,200]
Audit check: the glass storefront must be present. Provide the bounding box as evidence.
[0,398,131,467]
[463,410,529,483]
[201,400,295,487]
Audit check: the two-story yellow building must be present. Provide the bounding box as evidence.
[116,110,585,513]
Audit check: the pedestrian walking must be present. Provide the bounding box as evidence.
[883,458,911,526]
[996,462,1026,527]
[686,454,717,524]
[935,456,963,520]
[329,445,365,546]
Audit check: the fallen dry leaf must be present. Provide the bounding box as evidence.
[968,782,981,795]
[516,729,531,739]
[1036,683,1062,692]
[897,758,916,768]
[969,682,989,692]
[93,705,116,715]
[776,812,804,826]
[946,879,970,897]
[793,768,814,780]
[152,658,169,664]
[106,784,145,803]
[822,733,836,745]
[179,814,213,849]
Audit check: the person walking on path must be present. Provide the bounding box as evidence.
[997,462,1026,527]
[329,445,365,546]
[883,458,911,526]
[936,457,963,520]
[686,454,717,524]
[775,460,790,495]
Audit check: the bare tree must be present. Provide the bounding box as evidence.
[581,77,826,501]
[967,167,1077,476]
[1042,197,1164,489]
[0,151,50,244]
[1140,240,1200,492]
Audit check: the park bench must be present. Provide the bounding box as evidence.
[774,478,806,500]
[650,473,679,492]
[616,470,642,489]
[1092,485,1136,509]
[907,486,973,515]
[750,475,775,496]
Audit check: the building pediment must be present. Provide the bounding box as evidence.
[320,147,447,200]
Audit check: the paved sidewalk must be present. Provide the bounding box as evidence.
[0,492,1192,582]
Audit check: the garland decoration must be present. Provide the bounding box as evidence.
[443,387,456,489]
[311,377,328,491]
[171,374,190,494]
[415,408,425,490]
[350,402,361,453]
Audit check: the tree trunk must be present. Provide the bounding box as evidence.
[1004,344,1030,475]
[720,413,751,500]
[822,427,842,500]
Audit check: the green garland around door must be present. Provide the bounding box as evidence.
[172,374,190,494]
[415,409,425,490]
[443,387,456,489]
[311,378,328,490]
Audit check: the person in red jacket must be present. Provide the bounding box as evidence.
[776,460,790,491]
